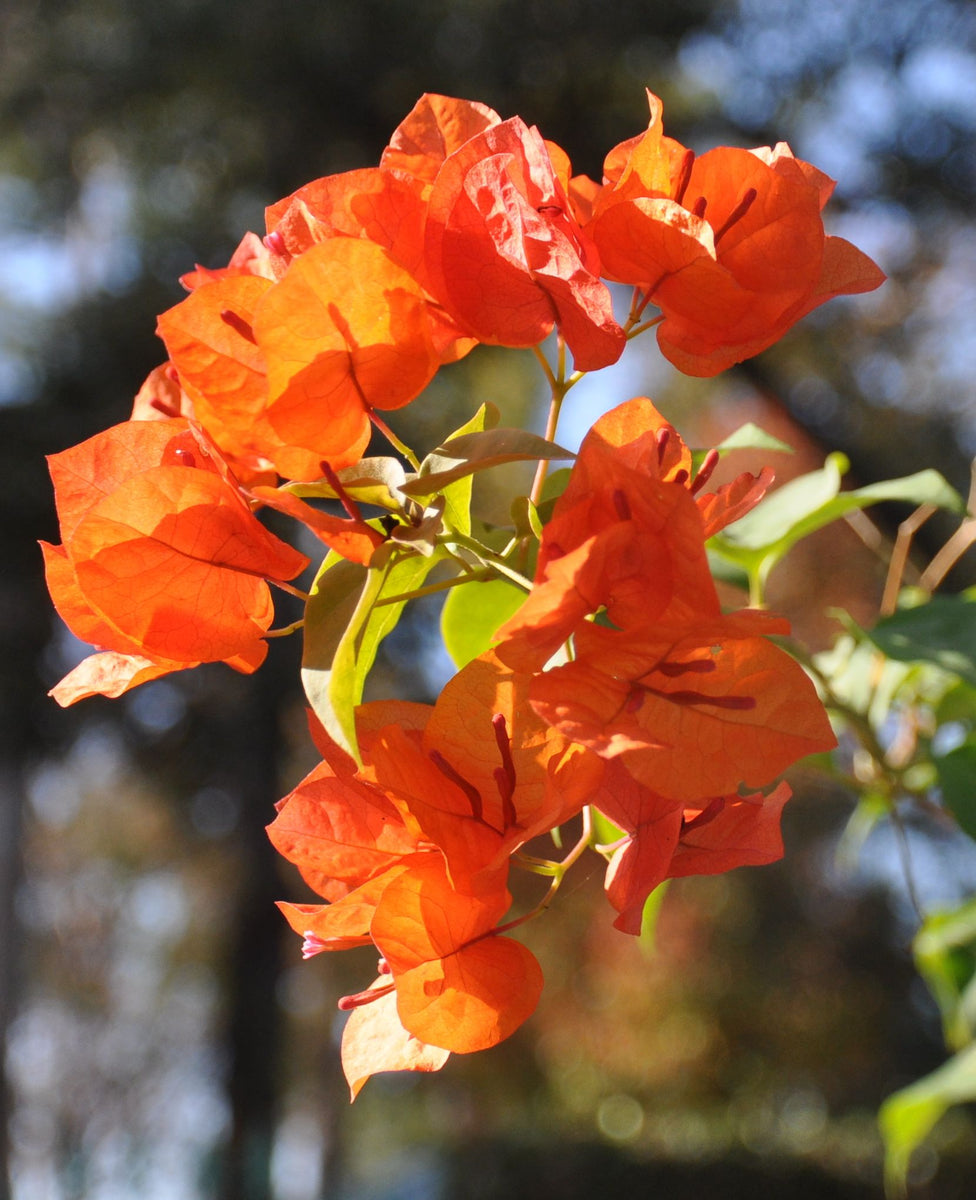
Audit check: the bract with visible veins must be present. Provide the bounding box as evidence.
[530,614,835,802]
[156,273,326,478]
[266,167,427,273]
[380,93,501,188]
[254,238,440,476]
[493,396,772,672]
[366,651,602,885]
[424,117,624,372]
[370,856,543,1054]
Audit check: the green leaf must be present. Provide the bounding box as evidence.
[435,402,495,538]
[711,423,795,456]
[283,457,408,510]
[914,897,976,1051]
[539,466,571,504]
[880,1043,976,1197]
[301,548,444,761]
[714,452,849,552]
[510,494,543,542]
[835,791,890,872]
[935,738,976,841]
[299,556,368,756]
[915,897,976,961]
[441,576,527,669]
[846,470,966,513]
[866,590,976,689]
[711,458,965,599]
[401,425,574,497]
[639,880,671,957]
[536,466,572,525]
[936,681,976,726]
[813,630,915,731]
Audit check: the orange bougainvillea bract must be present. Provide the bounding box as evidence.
[587,91,886,375]
[43,418,308,703]
[41,88,891,1099]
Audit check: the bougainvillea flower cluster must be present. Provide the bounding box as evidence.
[42,91,881,1096]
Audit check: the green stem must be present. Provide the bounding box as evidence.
[265,618,305,638]
[442,533,535,591]
[494,807,593,934]
[626,314,665,340]
[512,852,561,877]
[528,334,584,510]
[792,641,892,770]
[890,804,925,921]
[369,411,421,471]
[748,567,765,609]
[373,568,493,608]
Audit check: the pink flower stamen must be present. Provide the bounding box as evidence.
[264,231,287,256]
[337,981,396,1011]
[612,489,632,521]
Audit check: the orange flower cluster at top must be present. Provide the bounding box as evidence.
[41,91,875,1096]
[150,86,882,478]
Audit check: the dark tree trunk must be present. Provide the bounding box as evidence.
[215,663,292,1200]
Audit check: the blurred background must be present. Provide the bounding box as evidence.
[2,0,976,1197]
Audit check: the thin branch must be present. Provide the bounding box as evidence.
[493,807,594,935]
[919,519,976,592]
[880,503,938,616]
[369,411,421,471]
[890,805,925,922]
[530,343,558,394]
[918,458,976,592]
[626,313,665,340]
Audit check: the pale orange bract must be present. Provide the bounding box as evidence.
[380,92,502,188]
[341,984,450,1101]
[369,856,544,1054]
